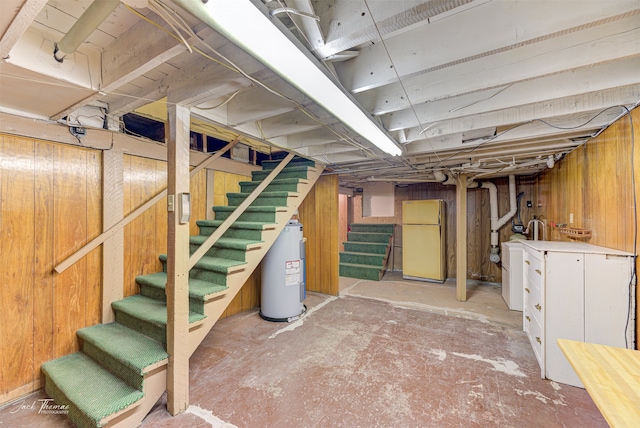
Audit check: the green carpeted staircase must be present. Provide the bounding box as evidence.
[339,224,395,281]
[41,156,323,428]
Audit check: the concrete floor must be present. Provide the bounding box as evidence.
[0,273,606,427]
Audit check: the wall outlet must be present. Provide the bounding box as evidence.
[569,213,574,224]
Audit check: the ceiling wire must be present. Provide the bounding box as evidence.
[124,0,382,162]
[362,0,446,172]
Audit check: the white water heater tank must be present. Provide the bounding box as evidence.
[260,219,306,322]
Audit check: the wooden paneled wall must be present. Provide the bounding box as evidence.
[0,134,102,403]
[299,175,340,295]
[351,177,536,282]
[0,135,260,404]
[537,107,640,345]
[122,157,257,318]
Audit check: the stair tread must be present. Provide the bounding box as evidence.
[239,178,303,185]
[339,262,385,269]
[344,242,389,247]
[196,219,276,230]
[189,235,263,250]
[42,352,144,425]
[159,254,246,273]
[112,295,205,326]
[340,251,386,257]
[137,272,228,300]
[226,191,297,197]
[77,323,168,375]
[348,232,393,236]
[212,205,283,212]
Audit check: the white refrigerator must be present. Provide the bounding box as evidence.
[402,200,446,282]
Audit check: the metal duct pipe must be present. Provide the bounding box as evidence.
[54,0,121,62]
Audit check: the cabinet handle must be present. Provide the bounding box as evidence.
[525,260,531,265]
[535,269,542,275]
[525,316,530,322]
[525,288,530,293]
[536,337,541,344]
[535,303,542,311]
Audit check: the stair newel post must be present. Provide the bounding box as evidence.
[166,103,191,415]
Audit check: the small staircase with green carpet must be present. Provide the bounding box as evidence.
[41,156,323,428]
[339,224,395,281]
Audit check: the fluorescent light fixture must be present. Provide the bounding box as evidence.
[174,0,402,156]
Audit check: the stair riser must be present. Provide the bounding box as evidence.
[188,268,228,285]
[344,242,388,255]
[82,341,143,391]
[339,264,382,281]
[189,244,247,261]
[212,210,277,222]
[227,194,291,206]
[260,159,315,170]
[114,311,166,346]
[44,378,96,428]
[239,182,300,193]
[195,226,265,241]
[347,233,391,244]
[251,169,310,181]
[139,283,209,315]
[340,253,385,266]
[350,225,395,234]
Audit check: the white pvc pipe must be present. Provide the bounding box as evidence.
[481,174,517,247]
[54,0,121,61]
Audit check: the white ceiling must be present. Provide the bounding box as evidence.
[1,0,639,189]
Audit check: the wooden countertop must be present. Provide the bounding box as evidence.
[557,339,640,427]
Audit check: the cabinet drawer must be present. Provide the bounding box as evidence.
[525,309,544,373]
[527,288,544,326]
[525,254,543,285]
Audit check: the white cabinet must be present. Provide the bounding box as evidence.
[521,241,635,387]
[501,241,524,311]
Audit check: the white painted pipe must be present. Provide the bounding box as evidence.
[481,174,517,248]
[54,0,121,62]
[434,170,457,185]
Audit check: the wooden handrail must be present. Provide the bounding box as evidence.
[54,139,240,273]
[188,153,294,270]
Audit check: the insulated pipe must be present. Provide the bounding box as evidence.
[54,0,121,62]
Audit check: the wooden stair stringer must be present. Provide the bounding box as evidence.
[187,165,324,355]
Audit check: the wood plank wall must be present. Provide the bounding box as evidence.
[0,135,260,404]
[299,175,340,295]
[351,177,536,282]
[0,134,102,403]
[536,107,640,346]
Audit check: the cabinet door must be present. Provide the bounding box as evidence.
[584,254,634,348]
[545,251,584,387]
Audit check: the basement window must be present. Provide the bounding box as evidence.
[122,113,165,143]
[362,182,395,217]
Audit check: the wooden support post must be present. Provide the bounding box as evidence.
[456,174,468,302]
[102,150,124,323]
[166,104,191,415]
[206,169,215,221]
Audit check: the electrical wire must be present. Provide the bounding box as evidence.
[433,105,634,169]
[621,104,637,349]
[125,0,380,161]
[362,0,444,169]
